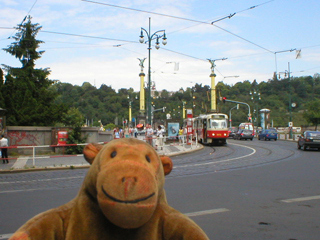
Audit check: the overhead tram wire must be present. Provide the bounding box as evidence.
[2,26,215,61]
[81,0,209,25]
[40,27,255,78]
[6,24,312,71]
[210,0,275,24]
[8,0,39,39]
[41,30,137,44]
[81,0,274,54]
[158,0,275,35]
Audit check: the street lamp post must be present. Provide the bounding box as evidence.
[127,95,138,127]
[139,18,167,125]
[279,63,293,139]
[229,104,239,128]
[288,62,293,139]
[249,89,261,125]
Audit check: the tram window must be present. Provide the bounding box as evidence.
[209,119,227,128]
[211,121,218,128]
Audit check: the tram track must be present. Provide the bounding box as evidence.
[0,141,298,191]
[169,140,297,177]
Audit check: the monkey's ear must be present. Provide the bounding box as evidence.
[160,155,173,176]
[83,143,103,164]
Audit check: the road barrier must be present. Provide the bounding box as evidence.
[1,135,197,167]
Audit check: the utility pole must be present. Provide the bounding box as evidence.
[288,62,293,139]
[207,58,227,112]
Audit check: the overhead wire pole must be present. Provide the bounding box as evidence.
[274,49,296,78]
[207,58,227,112]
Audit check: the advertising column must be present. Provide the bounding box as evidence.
[260,108,271,129]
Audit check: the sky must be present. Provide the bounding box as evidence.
[1,0,320,92]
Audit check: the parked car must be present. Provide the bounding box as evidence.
[297,131,320,151]
[228,127,238,138]
[258,129,278,141]
[234,129,254,140]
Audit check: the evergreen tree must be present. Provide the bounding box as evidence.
[1,16,67,126]
[0,68,5,107]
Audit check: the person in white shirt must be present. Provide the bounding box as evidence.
[146,124,154,146]
[155,126,165,150]
[0,135,9,164]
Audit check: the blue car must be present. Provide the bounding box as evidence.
[258,129,278,141]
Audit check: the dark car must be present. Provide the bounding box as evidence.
[234,129,254,140]
[297,131,320,151]
[258,129,278,141]
[228,127,238,138]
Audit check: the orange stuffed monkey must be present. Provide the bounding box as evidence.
[10,138,209,240]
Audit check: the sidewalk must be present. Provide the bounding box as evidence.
[0,141,203,173]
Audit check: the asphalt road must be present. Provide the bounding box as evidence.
[1,139,319,240]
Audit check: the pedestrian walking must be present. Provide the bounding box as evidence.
[0,135,9,164]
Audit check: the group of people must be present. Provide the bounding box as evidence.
[0,135,9,164]
[113,125,165,150]
[146,125,165,150]
[113,127,139,139]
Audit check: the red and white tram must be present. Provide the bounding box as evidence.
[194,113,229,145]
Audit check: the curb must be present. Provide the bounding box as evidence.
[0,144,204,174]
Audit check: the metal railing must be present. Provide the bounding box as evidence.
[1,135,198,168]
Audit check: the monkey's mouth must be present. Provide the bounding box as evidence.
[101,186,155,204]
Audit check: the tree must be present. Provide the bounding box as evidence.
[62,107,86,154]
[1,16,67,126]
[0,68,4,107]
[303,100,320,130]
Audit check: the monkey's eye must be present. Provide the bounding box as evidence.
[111,151,117,158]
[146,155,151,163]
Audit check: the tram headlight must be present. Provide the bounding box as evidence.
[212,133,215,136]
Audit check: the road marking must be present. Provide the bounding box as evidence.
[0,176,82,185]
[281,195,320,203]
[0,233,12,239]
[0,208,230,238]
[0,188,49,194]
[174,143,256,168]
[185,208,230,217]
[11,156,29,169]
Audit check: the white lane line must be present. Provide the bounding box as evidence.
[0,233,12,239]
[185,208,230,217]
[0,176,83,185]
[0,188,47,194]
[281,195,320,203]
[174,143,256,169]
[0,208,230,238]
